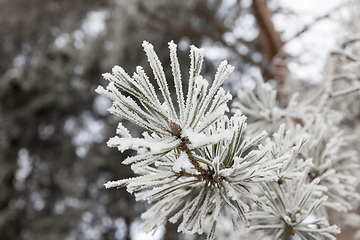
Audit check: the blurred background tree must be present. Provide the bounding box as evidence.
[0,0,354,239]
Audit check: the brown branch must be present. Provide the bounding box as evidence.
[252,0,288,84]
[169,121,208,176]
[252,0,283,61]
[168,119,223,186]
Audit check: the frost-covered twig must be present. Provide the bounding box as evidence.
[97,41,290,239]
[232,73,315,136]
[248,175,340,239]
[97,39,359,240]
[330,84,360,97]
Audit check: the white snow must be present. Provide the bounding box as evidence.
[172,151,197,174]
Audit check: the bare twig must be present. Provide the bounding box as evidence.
[332,73,358,81]
[330,85,360,98]
[331,50,359,62]
[341,36,360,48]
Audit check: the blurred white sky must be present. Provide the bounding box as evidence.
[274,0,348,82]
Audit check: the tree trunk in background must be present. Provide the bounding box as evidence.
[252,0,289,84]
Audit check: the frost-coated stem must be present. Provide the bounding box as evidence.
[168,41,186,123]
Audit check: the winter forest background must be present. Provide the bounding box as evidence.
[1,0,360,240]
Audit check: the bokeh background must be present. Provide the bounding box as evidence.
[0,0,354,239]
